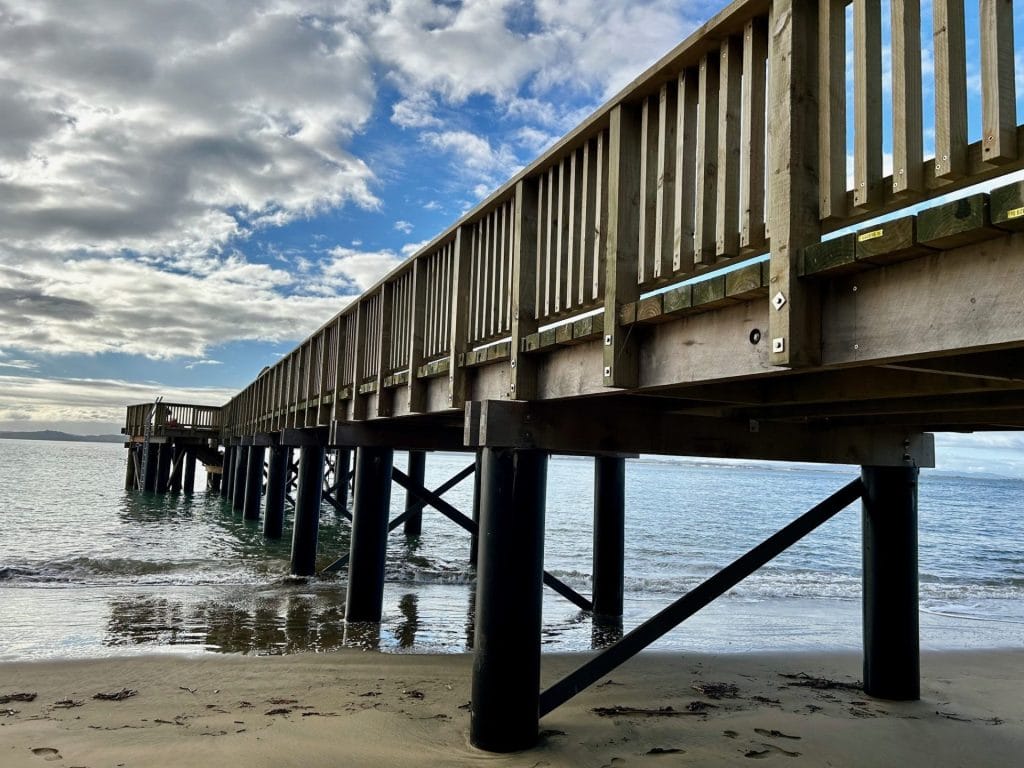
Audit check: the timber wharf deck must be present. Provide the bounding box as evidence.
[123,0,1024,753]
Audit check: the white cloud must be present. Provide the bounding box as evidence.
[391,92,443,128]
[394,219,414,234]
[184,359,223,370]
[320,246,404,294]
[0,372,236,430]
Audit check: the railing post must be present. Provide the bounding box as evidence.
[862,465,920,700]
[448,226,472,410]
[603,103,642,388]
[470,447,548,752]
[509,178,539,400]
[220,446,232,499]
[768,0,822,367]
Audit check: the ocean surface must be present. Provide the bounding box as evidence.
[0,438,1022,661]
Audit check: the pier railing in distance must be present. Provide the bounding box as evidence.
[153,0,1024,447]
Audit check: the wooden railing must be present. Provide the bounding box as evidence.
[124,402,222,435]
[218,0,1024,439]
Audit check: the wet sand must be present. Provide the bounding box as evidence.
[1,649,1021,766]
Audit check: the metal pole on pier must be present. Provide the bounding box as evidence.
[470,448,482,567]
[345,447,394,622]
[243,446,265,521]
[263,445,289,538]
[862,465,920,700]
[402,450,425,537]
[143,443,159,492]
[335,448,351,512]
[593,456,625,623]
[124,446,138,491]
[290,445,325,576]
[470,447,547,752]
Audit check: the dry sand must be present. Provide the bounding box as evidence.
[1,649,1020,767]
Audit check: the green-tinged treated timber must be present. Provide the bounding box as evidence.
[570,314,604,343]
[416,357,450,379]
[691,274,730,309]
[989,180,1024,231]
[917,193,1002,249]
[724,261,766,300]
[854,216,934,265]
[662,284,692,315]
[800,234,859,277]
[383,370,409,388]
[636,295,665,323]
[357,380,378,396]
[539,328,557,347]
[464,342,512,367]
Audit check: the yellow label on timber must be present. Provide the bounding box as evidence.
[1007,206,1024,219]
[858,229,884,242]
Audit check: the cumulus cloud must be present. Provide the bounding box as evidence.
[0,372,236,430]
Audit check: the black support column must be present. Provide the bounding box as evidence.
[169,445,183,493]
[290,445,325,576]
[470,448,548,753]
[335,448,351,512]
[124,447,138,491]
[403,450,425,537]
[143,443,159,492]
[345,447,394,622]
[156,443,173,493]
[220,447,232,499]
[470,449,482,567]
[862,465,920,700]
[592,456,626,622]
[232,446,248,512]
[243,445,265,521]
[264,445,289,539]
[183,449,196,494]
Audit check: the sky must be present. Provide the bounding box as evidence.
[0,0,1022,477]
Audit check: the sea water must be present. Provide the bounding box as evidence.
[1,438,1022,660]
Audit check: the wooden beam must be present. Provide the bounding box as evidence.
[933,0,968,179]
[510,179,540,399]
[468,399,934,467]
[980,0,1017,164]
[890,0,924,194]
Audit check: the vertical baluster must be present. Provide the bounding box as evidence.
[854,0,883,209]
[535,174,547,320]
[595,129,609,301]
[741,17,768,251]
[981,0,1017,163]
[567,151,582,311]
[674,68,698,273]
[717,34,743,257]
[545,166,557,317]
[891,0,924,194]
[695,52,720,266]
[819,0,847,219]
[655,82,677,278]
[933,0,968,178]
[638,95,659,285]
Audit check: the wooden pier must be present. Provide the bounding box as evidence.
[124,0,1024,752]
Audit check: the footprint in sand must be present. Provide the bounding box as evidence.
[31,747,63,761]
[744,743,801,759]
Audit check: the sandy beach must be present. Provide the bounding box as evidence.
[1,649,1020,767]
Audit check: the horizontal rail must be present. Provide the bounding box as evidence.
[204,0,1024,439]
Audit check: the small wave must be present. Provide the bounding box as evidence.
[0,557,265,587]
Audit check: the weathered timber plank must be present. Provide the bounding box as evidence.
[854,216,934,265]
[933,0,968,179]
[662,284,693,315]
[891,0,923,194]
[510,178,539,399]
[819,0,847,220]
[988,180,1024,231]
[716,34,743,257]
[691,275,730,309]
[604,103,642,388]
[853,0,883,209]
[800,234,859,277]
[636,295,665,323]
[724,261,766,300]
[572,313,604,342]
[768,0,822,367]
[695,51,721,266]
[673,68,698,272]
[740,17,768,252]
[980,0,1017,164]
[917,194,1002,249]
[416,357,450,379]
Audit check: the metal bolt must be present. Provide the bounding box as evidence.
[510,359,516,368]
[852,285,858,292]
[772,337,785,353]
[603,366,611,377]
[604,334,613,346]
[854,343,860,350]
[772,291,787,310]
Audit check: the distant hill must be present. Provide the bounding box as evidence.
[0,430,124,444]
